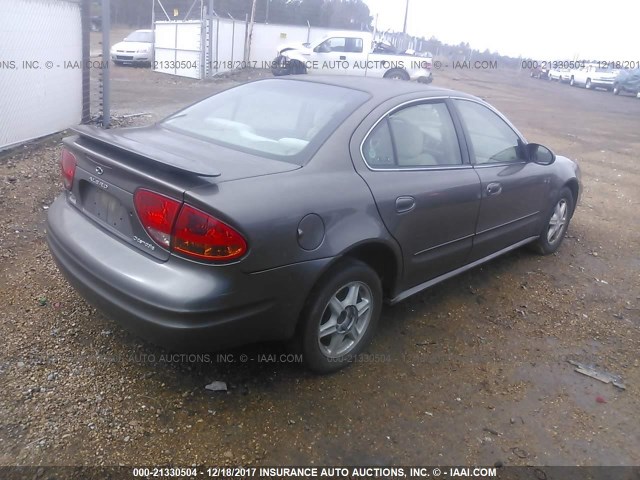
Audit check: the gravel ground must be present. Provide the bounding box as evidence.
[0,65,639,469]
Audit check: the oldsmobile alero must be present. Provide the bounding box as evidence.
[46,76,581,372]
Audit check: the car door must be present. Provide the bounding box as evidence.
[451,98,551,261]
[353,99,481,291]
[310,36,364,76]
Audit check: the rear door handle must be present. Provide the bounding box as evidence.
[339,55,347,60]
[486,182,502,196]
[395,196,416,213]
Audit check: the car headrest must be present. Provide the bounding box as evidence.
[390,118,423,159]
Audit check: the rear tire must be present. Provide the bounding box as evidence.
[613,84,620,95]
[570,76,575,86]
[384,69,410,81]
[585,79,592,89]
[531,187,574,255]
[296,259,382,374]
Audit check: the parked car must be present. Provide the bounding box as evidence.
[569,64,617,90]
[110,29,154,66]
[548,67,571,82]
[272,31,432,83]
[47,77,580,373]
[530,66,549,79]
[612,68,640,96]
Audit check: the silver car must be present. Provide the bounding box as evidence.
[46,77,581,373]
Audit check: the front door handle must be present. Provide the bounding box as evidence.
[486,182,502,196]
[395,196,416,213]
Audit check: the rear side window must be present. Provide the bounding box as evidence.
[454,99,526,164]
[363,102,462,168]
[363,120,394,167]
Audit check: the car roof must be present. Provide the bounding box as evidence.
[275,75,478,102]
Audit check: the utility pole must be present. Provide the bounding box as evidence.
[265,0,270,23]
[402,0,409,34]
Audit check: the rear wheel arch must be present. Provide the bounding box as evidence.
[300,241,401,312]
[340,242,401,298]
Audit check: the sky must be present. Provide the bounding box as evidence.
[363,0,639,60]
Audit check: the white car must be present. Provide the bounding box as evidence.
[272,31,432,83]
[569,64,617,90]
[110,29,154,65]
[548,67,572,83]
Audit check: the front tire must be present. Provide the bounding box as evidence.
[297,259,382,374]
[531,187,574,255]
[570,76,575,86]
[613,84,620,95]
[585,78,592,89]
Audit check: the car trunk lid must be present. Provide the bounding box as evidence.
[64,125,299,261]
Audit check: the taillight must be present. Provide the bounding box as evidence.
[134,189,181,248]
[60,148,76,190]
[133,189,247,262]
[173,204,247,261]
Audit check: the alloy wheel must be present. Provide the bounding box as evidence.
[317,281,373,358]
[547,198,568,244]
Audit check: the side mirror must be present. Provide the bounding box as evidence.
[314,43,330,53]
[527,143,555,165]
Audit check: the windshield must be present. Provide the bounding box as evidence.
[162,79,370,164]
[125,31,153,43]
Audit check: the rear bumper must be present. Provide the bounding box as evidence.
[411,68,432,82]
[46,194,330,351]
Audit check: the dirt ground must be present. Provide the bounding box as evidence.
[0,60,639,470]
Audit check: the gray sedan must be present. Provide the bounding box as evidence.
[47,77,581,373]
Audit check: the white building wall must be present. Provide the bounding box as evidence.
[0,0,83,150]
[152,17,364,78]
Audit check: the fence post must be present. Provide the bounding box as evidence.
[243,14,249,63]
[245,0,256,63]
[81,0,90,123]
[101,0,111,128]
[208,0,214,78]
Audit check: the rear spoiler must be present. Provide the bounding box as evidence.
[71,125,222,177]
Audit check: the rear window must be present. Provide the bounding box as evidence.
[161,79,370,164]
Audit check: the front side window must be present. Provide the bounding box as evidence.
[363,102,462,168]
[453,99,526,164]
